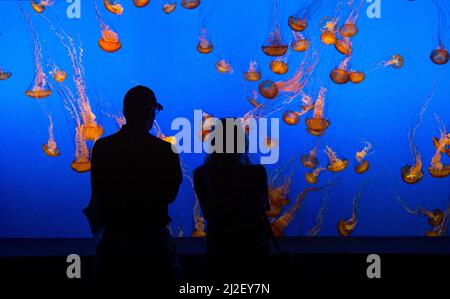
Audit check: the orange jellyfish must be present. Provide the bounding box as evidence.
[287,0,321,32]
[71,126,91,173]
[334,37,353,56]
[305,167,325,184]
[264,136,278,149]
[95,4,121,53]
[0,68,12,80]
[291,32,310,52]
[401,86,434,184]
[330,56,351,84]
[262,0,288,57]
[199,112,214,142]
[50,68,67,83]
[104,0,124,15]
[267,177,291,218]
[348,70,365,84]
[258,80,279,99]
[282,110,301,125]
[22,9,52,99]
[181,0,200,9]
[244,61,261,82]
[428,120,450,178]
[196,27,213,54]
[247,91,262,108]
[425,203,450,237]
[337,181,368,237]
[301,146,319,169]
[355,141,372,174]
[430,0,450,65]
[133,0,150,7]
[338,0,365,38]
[271,186,325,237]
[324,146,348,172]
[42,113,60,158]
[305,87,330,136]
[192,215,207,237]
[31,0,53,13]
[319,16,338,45]
[215,59,233,74]
[153,121,177,145]
[370,54,404,74]
[162,1,177,14]
[270,55,289,75]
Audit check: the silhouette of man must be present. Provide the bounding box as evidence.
[84,85,182,280]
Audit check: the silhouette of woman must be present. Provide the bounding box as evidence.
[194,118,272,279]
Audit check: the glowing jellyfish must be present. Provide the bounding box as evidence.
[282,110,300,125]
[334,38,353,56]
[271,186,324,237]
[95,4,121,53]
[181,0,200,9]
[270,58,289,75]
[305,87,330,136]
[154,121,177,145]
[330,56,351,84]
[259,80,279,99]
[401,86,434,184]
[104,0,124,15]
[338,0,365,38]
[0,68,12,80]
[267,178,291,218]
[319,16,338,45]
[71,126,91,173]
[199,112,214,142]
[355,141,372,174]
[287,0,321,32]
[42,114,60,157]
[81,123,104,141]
[430,48,449,65]
[22,9,52,99]
[133,0,150,7]
[192,214,207,238]
[288,16,307,32]
[264,136,278,149]
[215,59,233,74]
[324,146,348,172]
[262,0,288,57]
[31,0,53,13]
[301,146,319,169]
[371,55,404,73]
[430,0,449,65]
[50,68,67,83]
[428,120,450,178]
[163,1,177,14]
[337,180,368,237]
[244,61,261,82]
[291,33,310,52]
[197,27,213,54]
[305,167,325,184]
[348,70,365,84]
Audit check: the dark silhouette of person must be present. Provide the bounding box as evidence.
[193,118,272,280]
[83,85,182,281]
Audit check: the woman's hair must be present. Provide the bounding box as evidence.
[205,117,250,165]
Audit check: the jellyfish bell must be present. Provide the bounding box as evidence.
[163,2,177,14]
[25,74,52,99]
[301,154,319,169]
[338,23,358,38]
[0,70,12,80]
[305,118,330,136]
[53,70,67,83]
[390,54,404,69]
[334,38,353,56]
[348,71,365,84]
[270,60,289,75]
[305,172,318,184]
[430,48,449,65]
[337,219,354,237]
[71,159,91,173]
[292,38,310,52]
[31,1,51,13]
[258,80,279,99]
[355,160,369,174]
[327,159,348,172]
[330,68,349,84]
[81,123,104,141]
[265,137,278,149]
[320,31,336,45]
[196,40,213,54]
[98,28,122,52]
[425,231,441,237]
[244,70,261,82]
[181,0,200,9]
[215,59,233,74]
[262,43,289,57]
[288,16,307,32]
[133,0,150,7]
[428,165,450,178]
[426,209,444,227]
[401,165,424,184]
[42,143,60,157]
[104,0,124,15]
[282,111,300,126]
